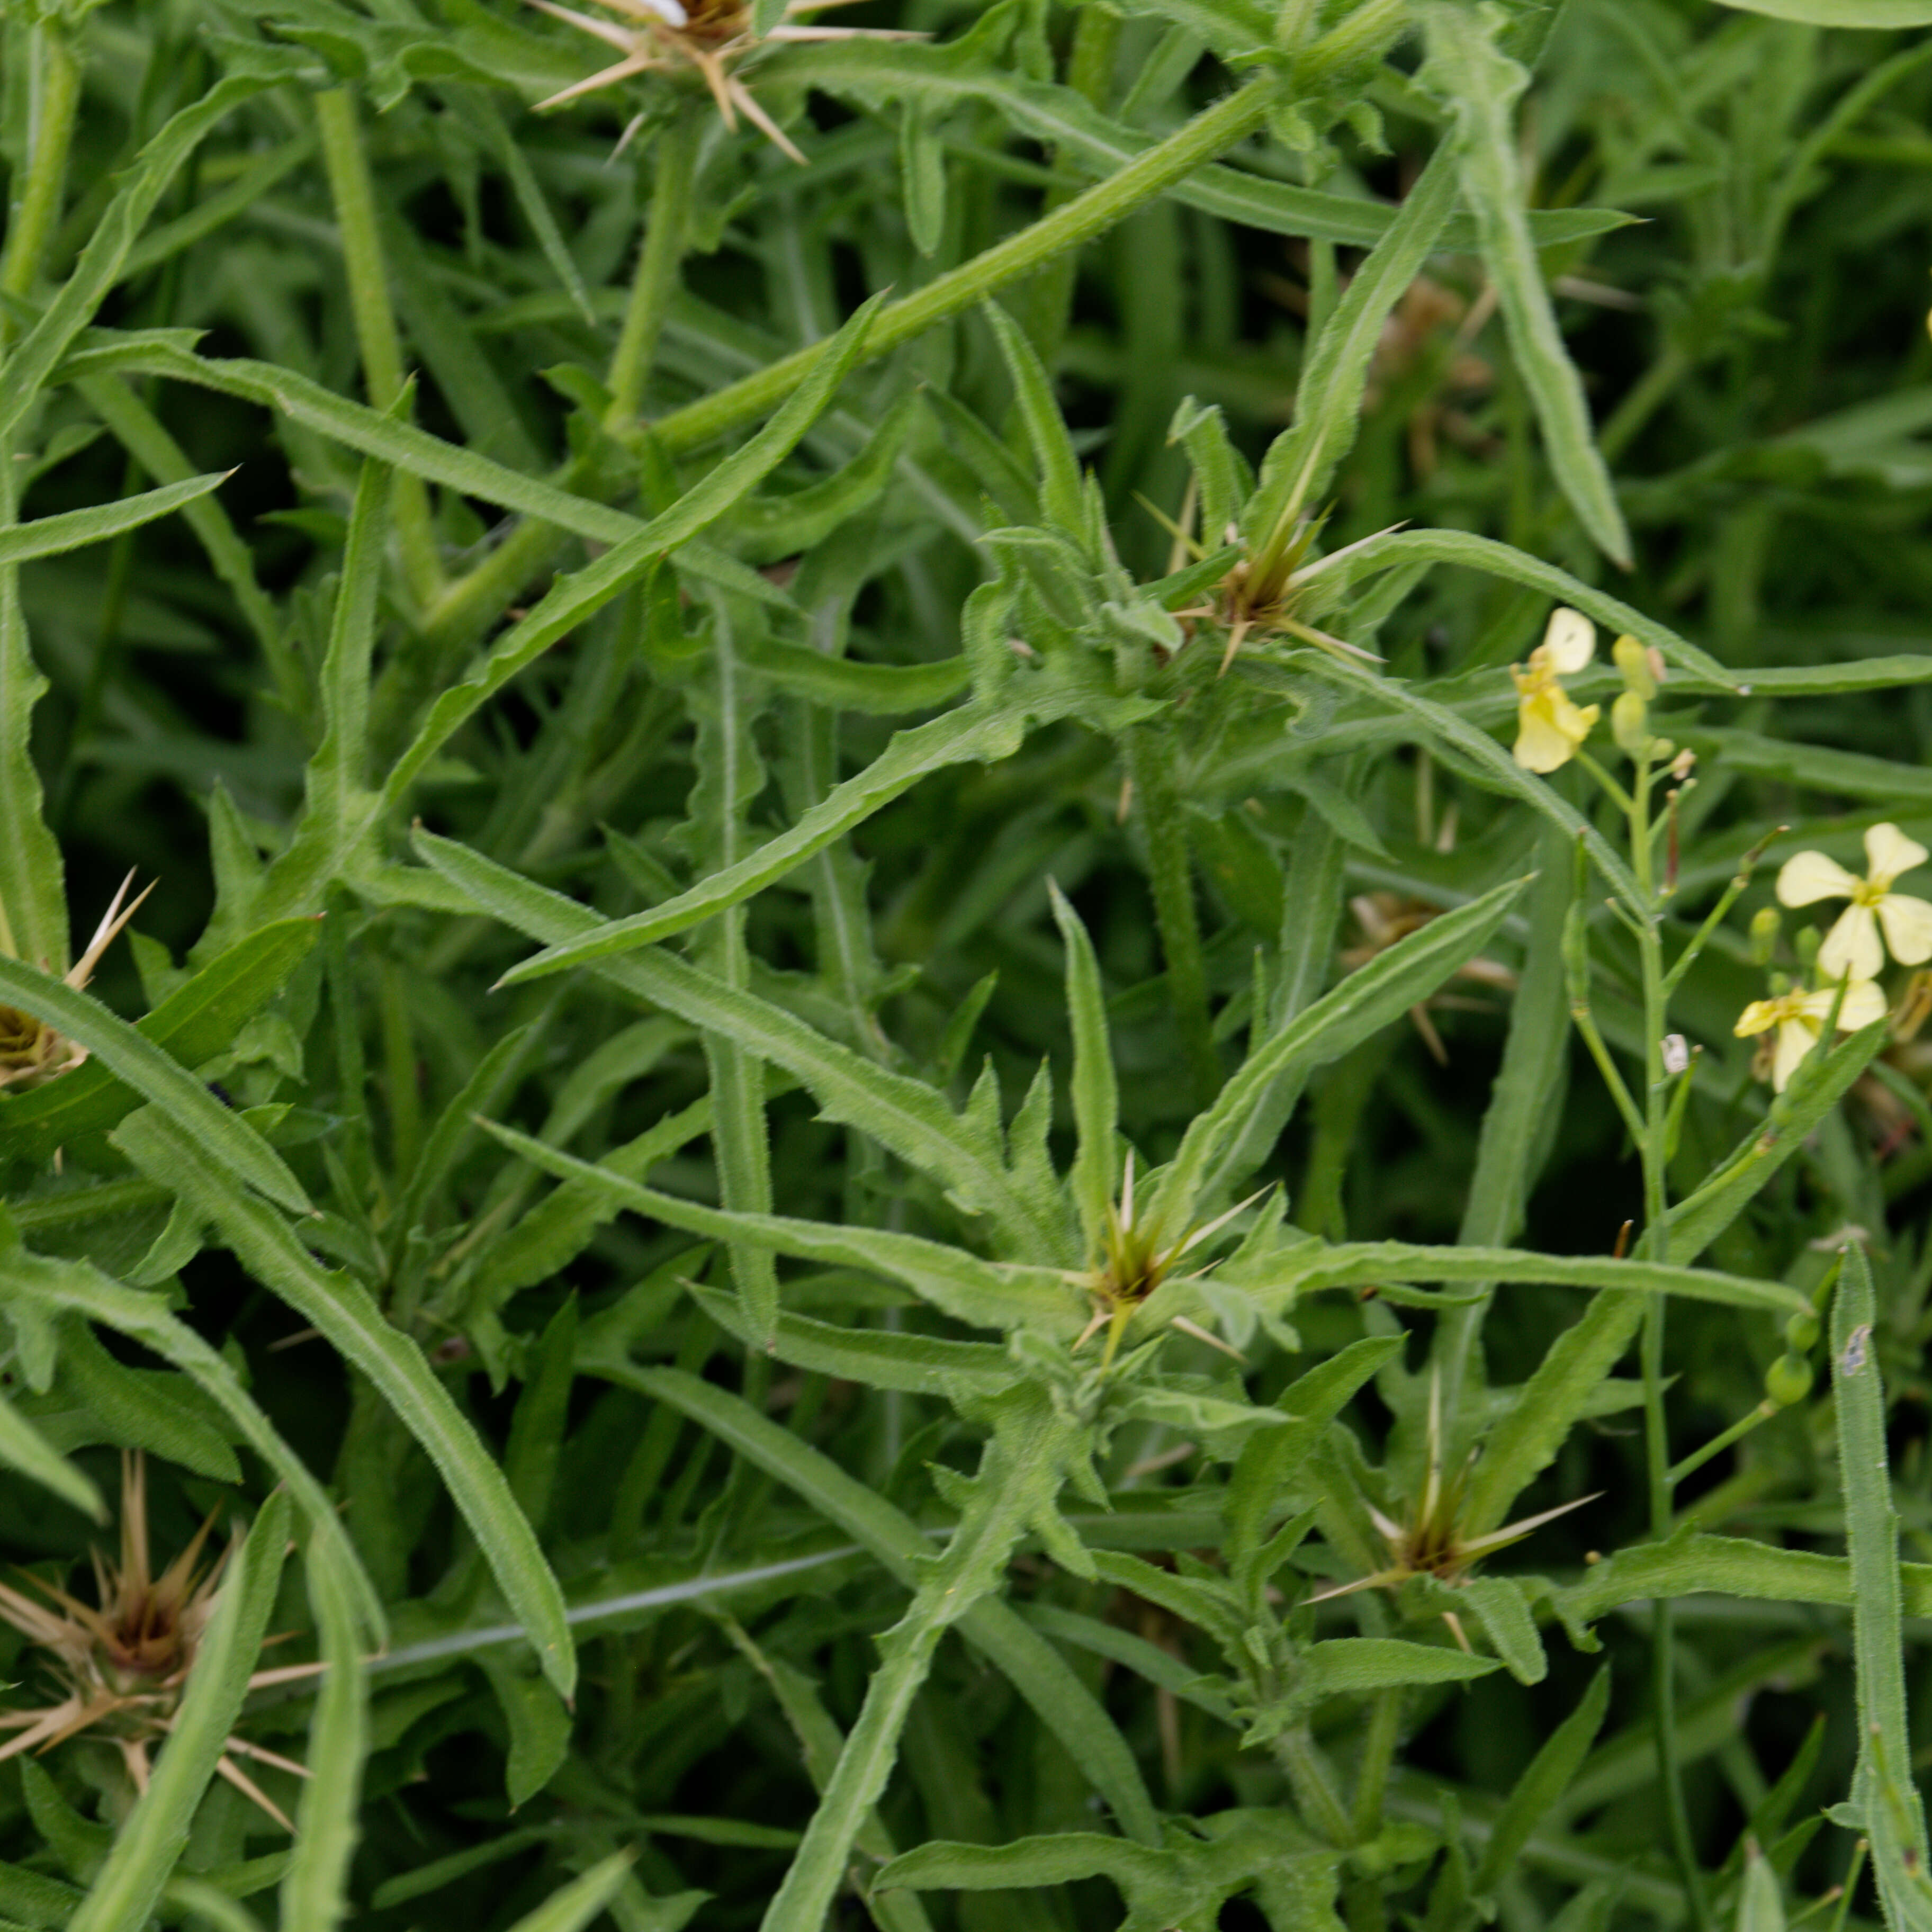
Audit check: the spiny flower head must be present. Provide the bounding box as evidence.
[0,873,151,1092]
[1310,1371,1596,1651]
[0,1455,310,1825]
[1069,1153,1260,1368]
[1776,823,1932,983]
[1511,606,1599,773]
[525,0,919,162]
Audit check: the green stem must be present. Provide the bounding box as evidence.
[1351,1686,1402,1839]
[758,1402,1075,1932]
[653,80,1275,454]
[1274,1723,1354,1847]
[314,87,444,610]
[1627,753,1711,1932]
[0,20,83,329]
[606,114,699,434]
[1667,1400,1775,1489]
[1129,730,1219,1107]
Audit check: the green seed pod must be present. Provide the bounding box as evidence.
[1784,1310,1821,1354]
[1764,1354,1814,1408]
[1749,905,1781,966]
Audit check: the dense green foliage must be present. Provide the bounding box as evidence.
[6,1,1932,1928]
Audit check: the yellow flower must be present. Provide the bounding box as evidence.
[1776,823,1932,982]
[1734,975,1886,1091]
[1511,607,1601,773]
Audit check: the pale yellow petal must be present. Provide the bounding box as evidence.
[1838,976,1890,1030]
[1772,1018,1816,1092]
[1819,903,1883,983]
[1878,892,1932,966]
[1775,849,1858,907]
[1865,821,1929,886]
[1541,606,1596,675]
[1513,706,1576,773]
[1552,694,1600,743]
[1735,998,1781,1039]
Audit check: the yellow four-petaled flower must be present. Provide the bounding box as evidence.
[1775,822,1932,982]
[1733,977,1886,1092]
[1511,607,1600,773]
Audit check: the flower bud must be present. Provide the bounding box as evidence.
[1784,1309,1821,1354]
[1612,633,1656,700]
[1764,1354,1813,1408]
[1749,906,1781,966]
[1612,689,1649,757]
[1795,924,1821,967]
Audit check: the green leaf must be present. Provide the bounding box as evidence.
[778,41,1633,253]
[415,831,1060,1259]
[1298,652,1643,901]
[1473,1668,1609,1897]
[480,1652,572,1809]
[0,955,309,1212]
[0,75,273,445]
[65,1491,290,1932]
[0,916,322,1166]
[483,699,1035,984]
[984,302,1084,538]
[1737,1846,1787,1932]
[53,1322,241,1482]
[1250,141,1458,526]
[1714,0,1932,20]
[502,1855,641,1932]
[1047,880,1117,1260]
[0,1387,103,1518]
[112,1108,576,1700]
[1149,873,1532,1233]
[276,1541,367,1932]
[1329,527,1738,688]
[1421,7,1630,568]
[594,1362,1160,1845]
[0,1234,382,1641]
[1832,1243,1932,1925]
[1435,825,1572,1410]
[503,1294,578,1534]
[0,439,68,978]
[691,1284,1016,1394]
[1280,1242,1810,1316]
[383,293,887,804]
[1298,1637,1501,1704]
[479,1118,1077,1333]
[76,375,285,684]
[0,472,230,568]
